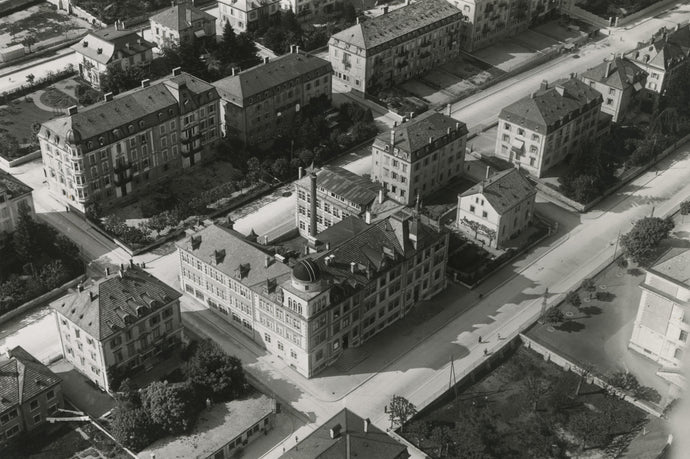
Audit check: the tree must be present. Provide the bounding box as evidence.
[141,381,200,435]
[620,217,674,265]
[184,339,246,402]
[25,74,35,85]
[544,307,564,324]
[680,200,690,222]
[110,406,158,451]
[37,259,67,290]
[271,157,289,179]
[22,36,37,53]
[388,395,417,432]
[219,21,237,64]
[0,131,20,159]
[568,410,610,449]
[12,201,38,262]
[524,375,550,411]
[235,33,260,67]
[565,291,581,307]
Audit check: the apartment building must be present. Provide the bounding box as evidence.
[0,171,33,246]
[328,0,464,95]
[449,0,561,52]
[280,0,338,17]
[50,265,183,393]
[0,347,63,445]
[294,166,384,238]
[149,1,216,48]
[177,209,448,378]
[371,111,468,206]
[217,0,280,33]
[495,76,603,178]
[38,69,220,213]
[580,57,648,122]
[457,168,535,248]
[629,247,690,370]
[214,48,331,146]
[72,21,155,89]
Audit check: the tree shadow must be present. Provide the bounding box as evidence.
[626,268,643,276]
[595,291,615,302]
[555,321,586,333]
[578,306,602,317]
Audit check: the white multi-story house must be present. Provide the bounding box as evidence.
[217,0,280,33]
[149,1,216,48]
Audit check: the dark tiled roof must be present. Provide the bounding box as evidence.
[150,3,215,31]
[316,216,371,248]
[213,52,331,107]
[50,267,181,341]
[461,168,535,214]
[41,72,217,149]
[298,166,380,207]
[0,347,61,413]
[581,57,647,91]
[0,170,32,200]
[373,112,467,161]
[176,224,292,292]
[72,27,155,66]
[330,0,461,50]
[499,78,602,134]
[283,408,408,459]
[625,38,686,70]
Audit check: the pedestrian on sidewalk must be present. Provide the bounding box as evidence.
[497,333,501,340]
[483,348,488,356]
[478,336,482,344]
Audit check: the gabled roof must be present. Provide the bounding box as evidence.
[461,168,535,215]
[0,169,32,200]
[298,166,380,207]
[72,27,155,66]
[283,408,408,459]
[150,3,215,31]
[330,0,462,50]
[649,247,690,288]
[50,267,181,341]
[213,51,331,107]
[499,77,602,134]
[625,38,687,71]
[0,347,61,413]
[316,216,371,248]
[373,111,468,161]
[581,57,647,91]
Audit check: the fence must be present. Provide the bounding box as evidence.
[0,67,76,104]
[0,274,86,326]
[69,3,107,27]
[568,6,611,28]
[616,0,681,27]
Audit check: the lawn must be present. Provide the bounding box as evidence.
[39,87,77,109]
[0,97,59,145]
[0,4,85,47]
[404,346,647,458]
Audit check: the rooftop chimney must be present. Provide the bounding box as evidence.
[540,80,548,91]
[67,105,78,115]
[605,61,612,78]
[446,103,451,117]
[104,92,113,102]
[231,67,237,76]
[390,130,395,146]
[428,136,433,144]
[365,210,371,224]
[172,66,182,76]
[486,165,491,179]
[356,17,359,25]
[382,5,389,13]
[186,5,192,24]
[105,267,111,276]
[89,291,96,302]
[350,261,356,273]
[264,255,270,268]
[295,45,300,53]
[78,284,84,292]
[141,79,150,88]
[263,56,270,64]
[298,166,304,179]
[363,418,370,433]
[309,172,317,237]
[378,188,384,204]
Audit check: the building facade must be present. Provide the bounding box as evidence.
[217,0,280,33]
[38,70,220,213]
[371,112,467,206]
[149,2,216,48]
[72,22,155,89]
[328,0,464,95]
[50,265,183,393]
[495,77,604,178]
[0,347,63,445]
[629,248,690,369]
[177,210,448,378]
[294,166,383,238]
[457,168,535,248]
[580,57,648,123]
[214,48,331,146]
[0,171,33,246]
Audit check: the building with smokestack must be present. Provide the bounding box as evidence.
[293,165,385,238]
[149,1,216,48]
[72,22,155,89]
[495,76,603,178]
[213,49,332,146]
[371,111,467,206]
[177,208,448,378]
[580,57,647,123]
[456,167,535,248]
[38,70,220,214]
[328,0,464,95]
[49,265,183,393]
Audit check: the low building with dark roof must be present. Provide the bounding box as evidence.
[177,208,448,377]
[0,346,63,443]
[294,166,386,238]
[371,111,468,206]
[50,265,183,393]
[283,408,409,458]
[580,57,648,122]
[38,69,221,214]
[72,21,155,89]
[457,167,536,248]
[0,170,33,246]
[149,1,216,48]
[495,76,604,178]
[213,48,331,146]
[328,0,464,95]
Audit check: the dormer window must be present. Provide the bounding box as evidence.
[139,120,144,128]
[98,137,105,146]
[97,48,103,54]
